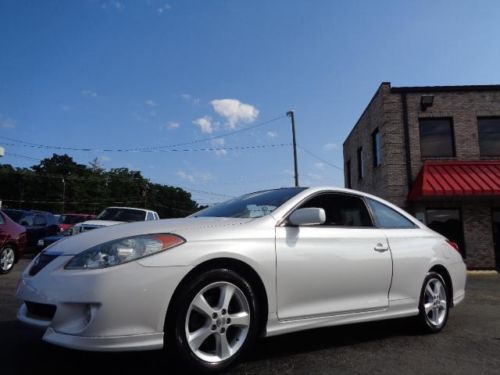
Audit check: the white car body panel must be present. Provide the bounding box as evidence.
[16,186,467,352]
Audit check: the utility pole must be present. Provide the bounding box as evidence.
[286,110,299,187]
[62,178,66,214]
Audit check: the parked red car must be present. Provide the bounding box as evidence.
[0,210,27,274]
[58,213,96,232]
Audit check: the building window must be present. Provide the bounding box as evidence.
[372,128,382,167]
[478,117,500,156]
[425,208,465,257]
[419,118,455,158]
[357,147,364,179]
[346,160,352,188]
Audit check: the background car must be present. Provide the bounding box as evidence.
[72,206,160,234]
[58,213,96,232]
[0,210,27,274]
[3,209,60,249]
[36,228,72,252]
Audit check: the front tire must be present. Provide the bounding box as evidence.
[0,246,16,274]
[416,272,449,333]
[166,268,259,373]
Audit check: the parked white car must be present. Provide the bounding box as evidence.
[17,187,466,373]
[72,206,160,234]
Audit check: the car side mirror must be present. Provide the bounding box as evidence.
[288,207,326,226]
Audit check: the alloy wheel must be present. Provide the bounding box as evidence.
[423,277,447,327]
[0,247,15,273]
[185,281,251,363]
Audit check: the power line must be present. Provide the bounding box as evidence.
[0,115,286,153]
[298,145,343,171]
[1,141,291,153]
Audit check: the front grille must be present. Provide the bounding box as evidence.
[25,301,57,320]
[29,253,59,276]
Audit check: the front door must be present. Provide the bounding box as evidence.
[276,192,392,320]
[493,209,500,270]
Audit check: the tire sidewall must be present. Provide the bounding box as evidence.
[0,246,16,274]
[166,268,259,373]
[418,272,449,333]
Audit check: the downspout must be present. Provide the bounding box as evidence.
[401,93,413,193]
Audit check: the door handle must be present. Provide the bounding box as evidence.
[374,243,389,252]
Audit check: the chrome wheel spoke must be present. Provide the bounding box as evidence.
[424,302,433,314]
[188,325,213,351]
[218,284,235,310]
[192,294,214,319]
[426,284,435,298]
[215,333,231,360]
[229,312,250,328]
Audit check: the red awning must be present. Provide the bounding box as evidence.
[408,161,500,200]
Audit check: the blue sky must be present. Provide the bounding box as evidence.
[1,0,500,204]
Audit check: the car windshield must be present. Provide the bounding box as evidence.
[59,215,86,224]
[193,187,307,218]
[96,208,146,222]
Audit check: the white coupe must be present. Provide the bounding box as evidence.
[17,187,466,373]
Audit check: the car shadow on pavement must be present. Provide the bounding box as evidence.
[0,318,419,375]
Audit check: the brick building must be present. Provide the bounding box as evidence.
[343,82,500,269]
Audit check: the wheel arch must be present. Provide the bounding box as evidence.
[165,257,269,336]
[429,264,454,307]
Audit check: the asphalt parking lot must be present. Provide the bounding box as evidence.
[1,259,499,375]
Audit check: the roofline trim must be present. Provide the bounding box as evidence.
[391,84,500,93]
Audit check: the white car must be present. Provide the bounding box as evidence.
[17,187,466,373]
[72,206,160,234]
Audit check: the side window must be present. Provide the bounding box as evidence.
[147,212,155,221]
[20,214,34,227]
[367,198,416,229]
[34,214,47,227]
[299,193,373,227]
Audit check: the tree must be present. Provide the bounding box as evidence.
[0,154,201,217]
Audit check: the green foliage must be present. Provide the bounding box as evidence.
[0,154,200,218]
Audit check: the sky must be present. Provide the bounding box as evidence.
[1,0,500,205]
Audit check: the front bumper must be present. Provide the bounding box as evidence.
[17,254,192,351]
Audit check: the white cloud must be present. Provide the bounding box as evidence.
[314,162,326,170]
[101,1,124,11]
[267,131,278,138]
[176,170,214,183]
[99,155,111,163]
[0,115,15,129]
[323,142,338,151]
[81,90,98,98]
[157,4,171,14]
[165,121,179,129]
[210,99,259,129]
[145,99,157,107]
[176,170,194,182]
[211,138,227,156]
[193,116,214,134]
[181,93,201,105]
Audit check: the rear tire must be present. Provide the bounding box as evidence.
[165,268,260,373]
[416,272,449,333]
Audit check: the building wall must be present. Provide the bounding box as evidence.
[404,90,500,181]
[343,83,500,269]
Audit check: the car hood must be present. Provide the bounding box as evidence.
[45,217,256,255]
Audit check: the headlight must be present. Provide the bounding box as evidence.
[65,233,185,270]
[37,239,44,247]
